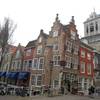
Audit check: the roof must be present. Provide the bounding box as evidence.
[26,40,36,48]
[80,41,94,50]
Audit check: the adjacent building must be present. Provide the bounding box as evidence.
[79,42,94,95]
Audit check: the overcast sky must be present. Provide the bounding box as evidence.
[0,0,99,46]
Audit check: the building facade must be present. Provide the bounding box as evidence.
[79,42,94,95]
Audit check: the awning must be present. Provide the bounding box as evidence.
[18,72,29,80]
[6,72,12,78]
[10,72,19,79]
[0,72,6,77]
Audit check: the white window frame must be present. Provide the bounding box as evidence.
[87,63,91,75]
[33,58,44,70]
[65,56,71,68]
[53,44,59,51]
[37,45,42,54]
[38,57,44,69]
[53,31,58,37]
[53,55,60,66]
[26,49,31,56]
[87,53,91,60]
[66,41,72,52]
[81,50,85,58]
[31,74,42,86]
[32,58,38,69]
[80,61,85,73]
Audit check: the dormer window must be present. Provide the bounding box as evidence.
[38,37,42,43]
[53,31,58,37]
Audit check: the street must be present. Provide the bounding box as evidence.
[0,94,100,100]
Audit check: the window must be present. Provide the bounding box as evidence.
[53,44,59,51]
[84,78,88,90]
[33,58,38,69]
[73,57,78,69]
[90,23,94,32]
[71,30,76,40]
[53,55,60,66]
[39,58,44,69]
[31,75,42,86]
[53,80,59,88]
[37,75,42,85]
[74,45,79,54]
[16,50,20,58]
[26,49,31,56]
[87,63,91,74]
[31,75,36,85]
[33,58,44,69]
[53,31,58,37]
[95,22,98,31]
[24,61,27,67]
[17,61,20,69]
[37,45,42,54]
[81,50,85,58]
[87,53,91,60]
[86,25,88,34]
[29,60,32,68]
[80,61,85,73]
[65,56,71,68]
[38,37,42,43]
[66,41,72,52]
[78,78,82,91]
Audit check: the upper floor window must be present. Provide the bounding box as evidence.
[37,45,42,54]
[33,58,44,69]
[80,61,85,73]
[90,23,94,32]
[39,58,44,69]
[71,30,76,40]
[26,49,32,56]
[53,31,58,37]
[87,53,91,60]
[53,55,60,66]
[87,63,91,74]
[29,60,32,68]
[53,44,59,51]
[38,37,42,43]
[81,50,85,58]
[16,50,20,58]
[65,56,71,68]
[95,22,98,31]
[33,58,38,69]
[66,41,72,52]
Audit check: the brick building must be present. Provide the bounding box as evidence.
[78,42,94,95]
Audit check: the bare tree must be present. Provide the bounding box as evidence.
[0,18,17,69]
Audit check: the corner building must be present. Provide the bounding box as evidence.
[45,14,80,93]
